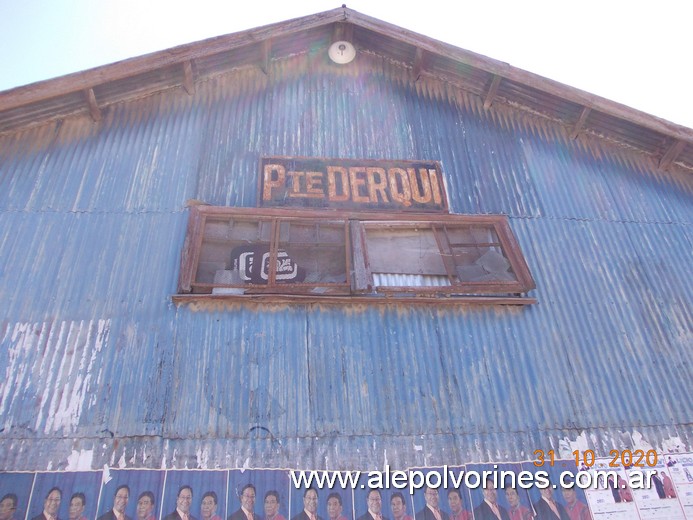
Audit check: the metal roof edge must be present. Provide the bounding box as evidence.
[1,6,692,148]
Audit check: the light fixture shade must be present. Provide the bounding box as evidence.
[328,40,356,64]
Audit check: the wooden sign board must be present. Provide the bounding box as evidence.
[259,157,448,212]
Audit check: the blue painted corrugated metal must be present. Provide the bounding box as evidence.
[0,50,691,470]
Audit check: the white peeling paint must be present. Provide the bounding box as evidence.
[66,449,95,471]
[662,436,685,453]
[631,431,656,452]
[559,432,590,459]
[197,448,209,469]
[103,465,113,485]
[0,319,110,435]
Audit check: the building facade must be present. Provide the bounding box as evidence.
[0,7,692,520]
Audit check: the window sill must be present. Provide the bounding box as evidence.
[171,293,537,307]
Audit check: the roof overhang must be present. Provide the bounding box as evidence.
[1,6,692,172]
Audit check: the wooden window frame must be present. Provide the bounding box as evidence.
[175,206,536,305]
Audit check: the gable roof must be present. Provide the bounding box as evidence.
[1,6,692,172]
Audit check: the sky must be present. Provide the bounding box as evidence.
[1,0,692,129]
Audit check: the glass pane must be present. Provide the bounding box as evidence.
[445,225,517,283]
[277,220,348,285]
[195,217,270,288]
[365,226,447,276]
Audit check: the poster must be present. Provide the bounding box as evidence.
[3,454,693,520]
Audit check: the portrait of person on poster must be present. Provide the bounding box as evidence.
[68,493,88,520]
[445,489,471,520]
[415,486,448,520]
[32,487,63,520]
[98,484,132,520]
[651,471,666,499]
[559,485,589,520]
[229,484,259,520]
[326,493,347,520]
[200,491,222,520]
[615,476,632,503]
[605,476,620,503]
[163,485,197,520]
[0,494,19,520]
[291,488,322,520]
[662,471,677,498]
[504,487,533,520]
[472,478,510,520]
[532,484,569,520]
[358,489,388,520]
[389,492,412,520]
[263,491,285,520]
[136,492,157,520]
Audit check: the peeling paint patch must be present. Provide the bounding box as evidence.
[66,449,95,471]
[662,436,685,453]
[0,319,111,436]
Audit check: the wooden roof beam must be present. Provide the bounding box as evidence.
[260,39,272,75]
[483,74,502,109]
[571,106,592,139]
[658,139,686,171]
[182,60,195,95]
[413,47,425,80]
[332,22,353,43]
[84,88,101,121]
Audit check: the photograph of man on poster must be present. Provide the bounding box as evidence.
[472,477,510,520]
[98,484,132,520]
[358,489,388,520]
[326,493,347,520]
[446,489,471,520]
[200,491,222,520]
[263,491,285,520]
[229,484,258,520]
[0,494,19,520]
[136,492,156,520]
[32,487,63,520]
[504,487,533,520]
[532,485,569,520]
[389,492,412,520]
[163,485,197,520]
[68,493,87,520]
[415,486,448,520]
[291,488,321,520]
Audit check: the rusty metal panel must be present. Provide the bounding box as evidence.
[0,50,691,473]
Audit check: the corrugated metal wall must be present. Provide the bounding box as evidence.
[0,50,691,470]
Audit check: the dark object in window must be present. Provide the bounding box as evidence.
[177,207,536,304]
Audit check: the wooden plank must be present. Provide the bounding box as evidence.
[178,206,206,293]
[196,204,506,224]
[349,220,372,292]
[332,22,353,43]
[483,74,502,109]
[84,88,101,121]
[571,106,592,139]
[261,39,272,75]
[658,139,687,171]
[172,293,538,306]
[432,226,457,283]
[412,47,425,80]
[182,60,195,95]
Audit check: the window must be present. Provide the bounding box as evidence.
[176,206,536,304]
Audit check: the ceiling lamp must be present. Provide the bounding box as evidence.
[328,40,356,64]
